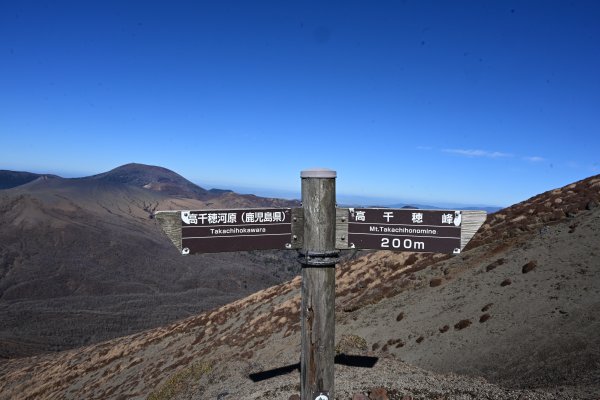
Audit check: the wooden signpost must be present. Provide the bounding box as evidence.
[337,207,485,254]
[155,169,486,400]
[156,208,303,254]
[299,169,337,400]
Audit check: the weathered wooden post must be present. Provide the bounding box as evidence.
[298,169,338,400]
[154,168,487,399]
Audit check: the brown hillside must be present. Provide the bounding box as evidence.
[0,174,598,399]
[0,165,300,358]
[0,171,60,190]
[85,163,211,199]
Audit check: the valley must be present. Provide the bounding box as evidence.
[0,164,300,358]
[0,166,598,399]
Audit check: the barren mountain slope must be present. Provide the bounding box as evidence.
[85,163,299,208]
[85,163,211,199]
[0,166,299,358]
[0,171,60,190]
[0,175,598,399]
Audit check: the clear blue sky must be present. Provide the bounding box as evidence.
[1,1,599,207]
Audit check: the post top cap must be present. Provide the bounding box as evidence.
[300,168,337,178]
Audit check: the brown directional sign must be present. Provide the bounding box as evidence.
[179,208,293,254]
[155,171,488,400]
[342,208,473,254]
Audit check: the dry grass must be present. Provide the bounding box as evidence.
[336,334,368,355]
[147,360,212,400]
[2,173,599,399]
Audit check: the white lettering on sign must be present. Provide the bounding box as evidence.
[181,211,238,225]
[379,226,437,235]
[381,237,426,250]
[383,211,394,222]
[182,211,288,225]
[207,213,219,224]
[368,225,439,235]
[355,210,366,221]
[411,212,424,224]
[441,213,454,225]
[242,211,286,223]
[210,227,267,235]
[442,211,462,227]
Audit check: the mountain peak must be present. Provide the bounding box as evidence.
[86,163,209,198]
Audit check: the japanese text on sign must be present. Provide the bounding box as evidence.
[180,208,293,254]
[182,210,286,225]
[346,208,462,254]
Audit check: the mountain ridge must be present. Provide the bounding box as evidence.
[2,164,505,211]
[0,163,300,359]
[0,174,598,399]
[0,170,60,190]
[0,163,301,209]
[84,163,211,199]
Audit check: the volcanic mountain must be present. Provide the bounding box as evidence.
[0,174,598,399]
[84,163,213,198]
[0,163,300,359]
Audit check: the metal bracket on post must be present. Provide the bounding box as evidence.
[297,250,339,266]
[335,207,350,249]
[290,207,305,249]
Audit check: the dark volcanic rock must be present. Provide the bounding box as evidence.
[369,387,389,400]
[522,260,538,274]
[485,258,505,272]
[586,200,598,210]
[429,277,443,287]
[454,319,472,330]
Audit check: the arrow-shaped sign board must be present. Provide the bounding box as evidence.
[155,208,303,254]
[154,170,489,400]
[155,207,485,255]
[335,208,486,254]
